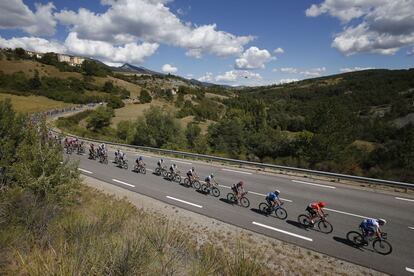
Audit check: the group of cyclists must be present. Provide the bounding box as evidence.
[88,143,108,163]
[64,137,85,154]
[70,139,388,245]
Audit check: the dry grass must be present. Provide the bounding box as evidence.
[2,186,267,275]
[0,59,81,78]
[111,100,177,126]
[0,92,73,113]
[94,76,142,98]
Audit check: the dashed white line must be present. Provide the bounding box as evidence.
[395,197,414,203]
[292,180,336,189]
[325,208,368,219]
[222,168,252,175]
[170,159,192,165]
[409,227,414,230]
[78,168,93,174]
[146,168,154,172]
[406,267,414,273]
[219,184,230,188]
[112,179,135,187]
[166,196,202,208]
[252,221,312,242]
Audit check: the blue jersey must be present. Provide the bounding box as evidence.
[266,192,279,201]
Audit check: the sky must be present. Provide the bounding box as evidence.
[0,0,413,86]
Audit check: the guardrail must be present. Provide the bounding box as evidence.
[52,129,414,190]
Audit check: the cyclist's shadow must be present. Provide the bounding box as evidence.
[219,198,234,205]
[286,219,308,230]
[332,236,367,252]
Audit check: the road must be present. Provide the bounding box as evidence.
[66,148,414,275]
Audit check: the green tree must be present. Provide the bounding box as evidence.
[185,123,201,148]
[139,89,152,103]
[103,81,115,93]
[29,70,41,89]
[87,106,114,131]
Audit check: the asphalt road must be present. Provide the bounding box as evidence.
[65,148,414,275]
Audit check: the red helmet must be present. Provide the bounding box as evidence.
[238,181,244,187]
[318,201,326,208]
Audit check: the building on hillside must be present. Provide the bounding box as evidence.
[57,54,85,66]
[26,51,43,59]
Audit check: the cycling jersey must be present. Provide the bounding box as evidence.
[205,176,212,182]
[187,170,193,176]
[360,218,379,233]
[309,202,321,211]
[266,192,279,202]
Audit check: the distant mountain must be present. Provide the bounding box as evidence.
[111,63,162,75]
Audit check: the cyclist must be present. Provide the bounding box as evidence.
[266,190,282,209]
[231,181,245,202]
[187,167,198,183]
[157,158,164,168]
[306,201,326,224]
[136,156,144,167]
[205,173,217,188]
[169,163,177,174]
[89,143,95,156]
[115,149,121,161]
[359,218,386,244]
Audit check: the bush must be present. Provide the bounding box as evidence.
[139,89,152,103]
[87,106,114,131]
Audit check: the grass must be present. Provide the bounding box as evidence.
[1,186,268,275]
[0,59,81,78]
[0,92,73,113]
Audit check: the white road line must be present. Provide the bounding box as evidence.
[112,179,135,187]
[170,159,192,165]
[395,197,414,203]
[409,227,414,230]
[249,191,266,196]
[406,267,414,273]
[146,168,154,172]
[292,180,336,189]
[219,184,230,188]
[166,196,202,208]
[252,222,312,242]
[222,168,252,175]
[325,208,368,219]
[78,168,93,174]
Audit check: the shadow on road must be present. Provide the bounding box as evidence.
[332,236,365,253]
[286,219,307,230]
[251,208,266,216]
[219,198,234,205]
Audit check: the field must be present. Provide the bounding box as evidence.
[0,92,73,113]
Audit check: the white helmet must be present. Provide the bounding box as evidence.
[378,218,386,225]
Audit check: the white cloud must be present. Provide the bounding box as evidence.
[408,47,414,56]
[64,32,159,64]
[278,78,299,84]
[161,63,178,74]
[280,67,298,74]
[0,0,56,36]
[279,67,326,77]
[215,70,262,83]
[339,66,374,73]
[235,46,274,69]
[306,0,414,55]
[0,35,66,53]
[274,47,284,54]
[198,72,214,82]
[55,0,253,58]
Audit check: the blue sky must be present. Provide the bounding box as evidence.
[0,0,413,85]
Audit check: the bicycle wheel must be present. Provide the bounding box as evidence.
[373,239,392,255]
[346,231,364,246]
[201,184,208,193]
[211,187,220,197]
[318,220,333,233]
[193,180,201,190]
[155,168,160,175]
[227,193,235,203]
[275,207,288,220]
[240,197,250,208]
[162,170,168,177]
[166,172,172,179]
[259,202,269,214]
[298,214,312,227]
[140,167,146,174]
[174,175,181,183]
[124,162,128,169]
[184,178,190,186]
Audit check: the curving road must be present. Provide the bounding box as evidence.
[66,148,414,275]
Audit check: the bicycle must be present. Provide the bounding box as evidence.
[200,183,220,197]
[297,213,333,233]
[183,177,201,189]
[117,158,128,169]
[166,171,181,183]
[154,166,168,177]
[259,202,287,220]
[133,163,146,174]
[346,230,392,255]
[226,191,250,208]
[99,152,108,164]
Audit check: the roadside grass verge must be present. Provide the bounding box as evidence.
[0,92,74,113]
[1,186,267,275]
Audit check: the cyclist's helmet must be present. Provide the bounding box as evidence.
[139,156,143,161]
[210,173,214,178]
[239,181,244,187]
[274,190,280,195]
[378,218,386,226]
[161,159,164,162]
[192,167,195,171]
[318,201,326,208]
